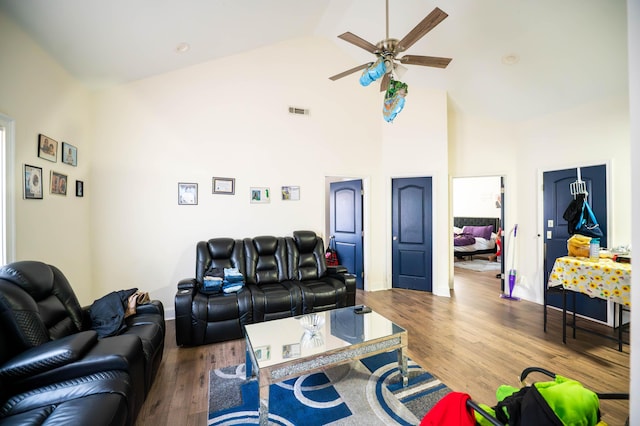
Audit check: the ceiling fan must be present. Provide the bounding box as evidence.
[329,0,452,92]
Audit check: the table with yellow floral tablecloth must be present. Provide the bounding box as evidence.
[548,256,631,307]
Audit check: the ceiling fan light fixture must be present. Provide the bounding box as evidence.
[394,63,408,78]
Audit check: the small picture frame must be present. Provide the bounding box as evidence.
[76,180,84,197]
[212,177,235,194]
[281,186,300,201]
[62,142,78,166]
[250,187,270,204]
[178,182,198,205]
[23,164,43,199]
[50,171,68,195]
[38,134,58,163]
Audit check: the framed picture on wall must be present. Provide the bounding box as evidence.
[76,180,84,197]
[50,170,67,195]
[23,164,43,199]
[281,186,300,201]
[212,177,235,194]
[62,142,78,166]
[250,187,270,204]
[38,134,58,162]
[178,182,198,205]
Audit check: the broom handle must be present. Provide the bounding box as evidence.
[510,224,518,271]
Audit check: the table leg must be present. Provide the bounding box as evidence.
[245,348,254,379]
[571,292,577,339]
[618,303,623,352]
[258,383,269,425]
[397,347,408,387]
[562,288,567,344]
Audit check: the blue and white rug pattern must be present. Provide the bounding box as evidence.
[208,351,450,425]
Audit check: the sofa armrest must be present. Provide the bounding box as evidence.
[325,270,357,306]
[178,278,197,290]
[175,281,196,346]
[0,330,98,381]
[9,334,146,404]
[327,265,348,275]
[135,299,164,317]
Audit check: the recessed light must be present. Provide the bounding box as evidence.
[175,42,190,53]
[501,53,519,65]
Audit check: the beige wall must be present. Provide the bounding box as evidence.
[90,38,451,311]
[380,88,450,296]
[0,11,93,304]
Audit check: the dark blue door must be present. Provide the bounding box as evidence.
[543,165,607,321]
[392,177,433,292]
[330,180,364,289]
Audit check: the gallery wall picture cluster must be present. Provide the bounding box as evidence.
[177,177,300,205]
[23,134,83,199]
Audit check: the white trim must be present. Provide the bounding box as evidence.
[0,113,16,264]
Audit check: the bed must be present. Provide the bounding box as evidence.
[453,217,501,259]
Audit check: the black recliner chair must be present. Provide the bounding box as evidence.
[0,261,165,426]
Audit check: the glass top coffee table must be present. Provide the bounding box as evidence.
[244,306,408,425]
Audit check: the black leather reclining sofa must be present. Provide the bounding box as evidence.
[175,230,356,346]
[0,261,165,426]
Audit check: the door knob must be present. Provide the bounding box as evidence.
[393,236,397,241]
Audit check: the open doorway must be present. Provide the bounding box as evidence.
[325,176,365,290]
[452,176,504,292]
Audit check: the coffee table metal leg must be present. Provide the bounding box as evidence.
[397,348,408,387]
[258,383,269,425]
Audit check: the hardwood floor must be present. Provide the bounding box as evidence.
[137,267,629,425]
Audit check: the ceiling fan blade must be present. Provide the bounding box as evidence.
[338,32,379,54]
[398,55,452,68]
[395,7,448,53]
[329,63,371,81]
[379,73,391,92]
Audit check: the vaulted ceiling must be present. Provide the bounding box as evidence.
[0,0,629,121]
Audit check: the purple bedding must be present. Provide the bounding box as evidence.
[454,233,476,246]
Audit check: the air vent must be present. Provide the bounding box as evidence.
[288,106,309,116]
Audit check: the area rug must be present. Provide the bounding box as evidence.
[454,259,501,272]
[208,351,450,425]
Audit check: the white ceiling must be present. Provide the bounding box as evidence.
[0,0,629,121]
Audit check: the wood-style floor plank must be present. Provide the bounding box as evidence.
[136,267,629,425]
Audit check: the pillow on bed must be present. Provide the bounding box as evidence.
[462,225,494,241]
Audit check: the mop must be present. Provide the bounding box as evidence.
[501,224,520,300]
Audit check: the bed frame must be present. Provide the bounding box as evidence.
[454,216,501,259]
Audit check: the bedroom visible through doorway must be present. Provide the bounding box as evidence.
[452,176,504,292]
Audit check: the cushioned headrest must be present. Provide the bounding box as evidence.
[207,238,236,258]
[293,231,317,252]
[253,236,278,254]
[0,261,54,300]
